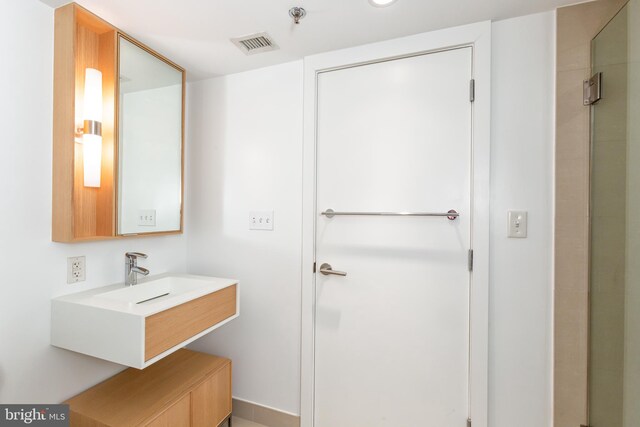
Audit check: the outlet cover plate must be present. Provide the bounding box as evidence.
[138,209,156,227]
[508,210,528,238]
[67,256,86,284]
[249,210,274,231]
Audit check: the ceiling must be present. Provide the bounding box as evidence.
[40,0,580,80]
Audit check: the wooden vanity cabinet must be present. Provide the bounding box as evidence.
[66,349,232,427]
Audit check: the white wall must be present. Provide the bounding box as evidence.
[186,61,304,415]
[489,11,555,427]
[0,0,187,403]
[186,11,556,425]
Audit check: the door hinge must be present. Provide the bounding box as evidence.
[313,262,316,273]
[467,418,472,427]
[468,249,474,272]
[470,79,475,103]
[583,72,602,105]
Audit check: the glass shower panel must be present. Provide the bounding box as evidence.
[589,2,639,426]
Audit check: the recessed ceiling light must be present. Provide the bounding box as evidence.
[369,0,398,7]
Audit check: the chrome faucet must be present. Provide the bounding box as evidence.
[125,252,149,286]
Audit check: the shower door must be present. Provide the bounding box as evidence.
[314,47,473,426]
[588,1,640,426]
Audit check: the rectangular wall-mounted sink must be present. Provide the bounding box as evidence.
[96,276,215,305]
[51,273,239,369]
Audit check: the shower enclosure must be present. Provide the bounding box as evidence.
[588,1,640,425]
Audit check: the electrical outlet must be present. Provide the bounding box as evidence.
[138,209,156,226]
[249,210,274,231]
[67,256,86,284]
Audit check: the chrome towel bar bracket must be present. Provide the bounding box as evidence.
[321,209,459,220]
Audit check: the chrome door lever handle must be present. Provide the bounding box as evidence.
[319,263,347,277]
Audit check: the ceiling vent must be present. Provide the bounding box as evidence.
[231,32,279,55]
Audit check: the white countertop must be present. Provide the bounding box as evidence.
[53,273,238,317]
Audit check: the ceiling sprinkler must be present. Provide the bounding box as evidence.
[289,7,307,24]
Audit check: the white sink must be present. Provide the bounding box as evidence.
[96,276,216,305]
[51,273,239,369]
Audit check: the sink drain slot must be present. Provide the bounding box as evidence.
[136,293,170,305]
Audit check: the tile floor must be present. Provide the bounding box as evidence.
[230,416,267,427]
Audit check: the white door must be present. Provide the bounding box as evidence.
[314,47,473,427]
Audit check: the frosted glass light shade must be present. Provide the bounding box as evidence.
[83,68,102,123]
[83,134,102,188]
[82,68,102,188]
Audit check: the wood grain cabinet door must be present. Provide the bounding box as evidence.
[191,363,232,427]
[145,285,237,361]
[145,394,191,427]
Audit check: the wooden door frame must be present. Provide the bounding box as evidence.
[300,21,492,427]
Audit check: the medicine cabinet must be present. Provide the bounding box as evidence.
[52,3,185,242]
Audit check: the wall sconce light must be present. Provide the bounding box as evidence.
[80,68,102,188]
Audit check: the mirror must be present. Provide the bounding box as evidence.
[117,35,184,235]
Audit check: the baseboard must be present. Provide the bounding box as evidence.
[232,398,300,427]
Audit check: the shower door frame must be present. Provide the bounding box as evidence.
[300,21,492,427]
[554,2,630,426]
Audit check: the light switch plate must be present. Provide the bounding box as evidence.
[67,256,86,284]
[249,211,274,231]
[508,210,528,238]
[138,209,156,226]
